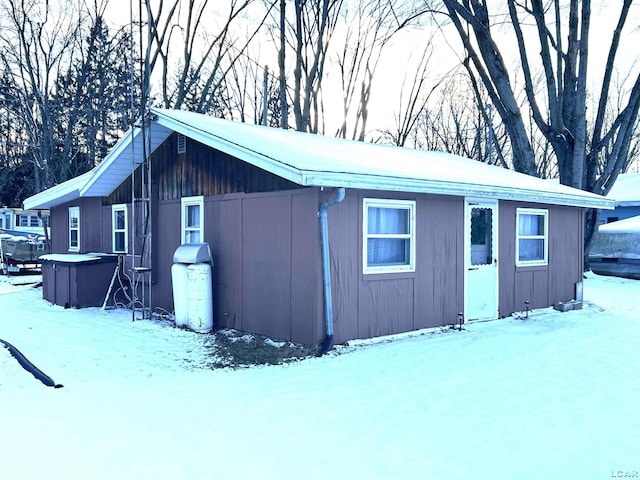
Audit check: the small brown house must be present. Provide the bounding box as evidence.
[24,108,614,348]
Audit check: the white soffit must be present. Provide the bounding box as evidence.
[79,122,174,198]
[23,170,95,210]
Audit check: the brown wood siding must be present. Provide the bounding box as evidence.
[148,188,322,345]
[50,206,67,253]
[49,198,103,254]
[207,196,243,331]
[49,134,587,346]
[328,189,464,344]
[499,201,584,316]
[241,195,293,339]
[107,134,301,206]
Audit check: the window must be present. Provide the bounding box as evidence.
[181,196,204,244]
[18,214,44,228]
[363,198,415,274]
[516,208,548,266]
[112,204,128,253]
[69,206,80,251]
[470,207,494,266]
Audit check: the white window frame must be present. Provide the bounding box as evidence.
[516,208,549,266]
[68,206,80,252]
[363,198,416,274]
[181,196,204,244]
[112,204,128,253]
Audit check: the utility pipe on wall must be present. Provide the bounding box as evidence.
[317,187,345,356]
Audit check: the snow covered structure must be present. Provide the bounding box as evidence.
[24,109,614,346]
[589,215,640,280]
[0,207,49,237]
[600,173,640,224]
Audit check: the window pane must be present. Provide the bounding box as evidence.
[186,205,200,228]
[185,230,200,244]
[519,214,544,236]
[367,238,409,266]
[70,217,78,228]
[368,207,409,234]
[519,238,544,261]
[471,208,493,265]
[114,232,125,251]
[70,230,78,247]
[30,216,40,227]
[115,210,125,229]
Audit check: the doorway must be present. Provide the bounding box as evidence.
[464,199,499,321]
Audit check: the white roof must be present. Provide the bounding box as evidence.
[606,173,640,206]
[23,170,95,210]
[599,215,640,234]
[24,108,615,210]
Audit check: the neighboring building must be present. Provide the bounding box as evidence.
[589,215,640,280]
[24,109,614,348]
[0,207,50,237]
[601,173,640,224]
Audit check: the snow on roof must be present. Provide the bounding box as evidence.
[39,254,103,263]
[24,108,615,210]
[606,173,640,206]
[23,170,95,210]
[599,215,640,234]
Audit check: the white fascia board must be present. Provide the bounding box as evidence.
[79,128,141,197]
[301,172,616,209]
[23,170,94,210]
[79,123,174,198]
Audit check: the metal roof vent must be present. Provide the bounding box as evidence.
[173,242,212,264]
[177,133,186,154]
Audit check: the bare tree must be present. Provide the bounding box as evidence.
[439,0,640,251]
[379,42,437,147]
[143,0,276,116]
[0,0,139,200]
[335,0,431,141]
[0,0,84,191]
[273,0,343,132]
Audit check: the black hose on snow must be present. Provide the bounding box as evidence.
[1,338,63,388]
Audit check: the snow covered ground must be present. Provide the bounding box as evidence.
[1,272,638,479]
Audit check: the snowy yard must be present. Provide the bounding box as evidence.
[1,272,639,479]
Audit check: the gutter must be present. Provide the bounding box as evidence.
[317,187,345,356]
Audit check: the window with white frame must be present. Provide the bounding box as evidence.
[17,214,40,227]
[516,208,548,266]
[112,204,128,253]
[181,196,204,244]
[69,206,80,251]
[363,198,416,274]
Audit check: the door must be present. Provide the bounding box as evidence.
[464,199,498,321]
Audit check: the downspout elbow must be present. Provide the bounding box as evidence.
[317,188,345,356]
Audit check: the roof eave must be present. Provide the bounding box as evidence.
[301,173,616,209]
[23,171,94,210]
[79,127,140,197]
